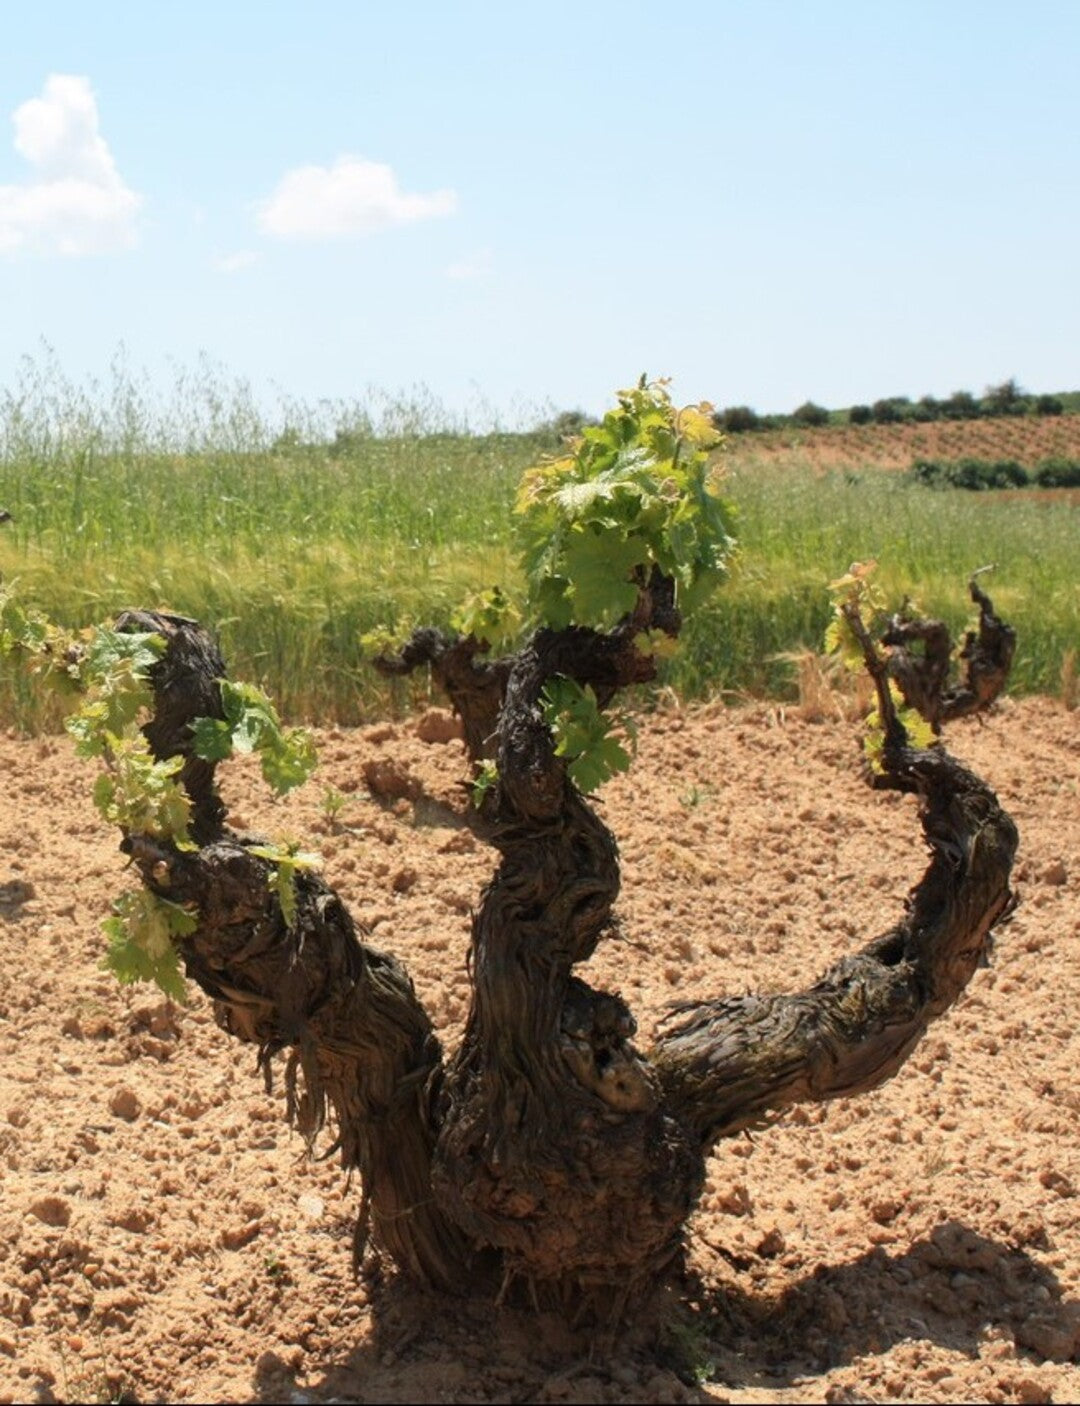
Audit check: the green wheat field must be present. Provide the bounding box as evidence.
[0,358,1076,729]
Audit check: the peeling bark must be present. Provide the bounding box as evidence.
[433,623,702,1305]
[116,612,474,1291]
[106,584,1017,1312]
[651,743,1018,1148]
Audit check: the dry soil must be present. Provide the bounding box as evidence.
[1,697,1077,1404]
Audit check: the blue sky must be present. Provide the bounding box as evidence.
[2,1,1078,426]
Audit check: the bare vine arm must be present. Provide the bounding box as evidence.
[883,572,1016,731]
[651,612,1018,1150]
[371,627,511,764]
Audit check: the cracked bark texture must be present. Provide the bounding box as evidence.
[117,612,473,1292]
[651,742,1018,1148]
[371,628,511,764]
[109,588,1017,1312]
[432,623,703,1309]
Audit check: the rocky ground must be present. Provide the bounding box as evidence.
[0,695,1077,1404]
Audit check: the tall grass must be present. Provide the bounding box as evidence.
[1,355,1076,729]
[705,461,1078,699]
[0,354,533,724]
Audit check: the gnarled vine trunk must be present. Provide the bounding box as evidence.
[110,589,1017,1317]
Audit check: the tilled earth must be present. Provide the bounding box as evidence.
[0,696,1077,1404]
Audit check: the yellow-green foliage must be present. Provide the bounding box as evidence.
[515,378,736,629]
[824,561,936,769]
[0,579,320,997]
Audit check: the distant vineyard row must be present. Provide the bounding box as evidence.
[721,412,1080,473]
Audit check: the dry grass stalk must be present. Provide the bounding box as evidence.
[775,649,871,722]
[1061,647,1078,711]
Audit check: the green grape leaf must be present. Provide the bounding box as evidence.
[471,758,499,808]
[260,728,318,795]
[451,585,522,653]
[552,476,618,517]
[360,624,410,657]
[515,379,736,633]
[54,626,166,753]
[220,680,276,752]
[85,736,192,843]
[561,529,648,626]
[633,629,680,660]
[675,404,721,447]
[823,611,866,674]
[80,627,165,685]
[830,566,945,773]
[66,703,111,759]
[531,575,574,631]
[192,680,318,795]
[567,733,632,794]
[247,842,322,930]
[189,715,235,762]
[901,704,937,753]
[864,683,939,772]
[825,560,887,673]
[541,677,635,794]
[102,890,196,1002]
[0,588,50,657]
[828,560,879,599]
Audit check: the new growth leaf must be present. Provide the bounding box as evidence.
[825,561,936,770]
[102,891,195,1004]
[192,679,317,795]
[246,841,323,930]
[514,377,737,631]
[541,676,636,794]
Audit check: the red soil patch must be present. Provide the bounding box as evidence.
[727,416,1080,473]
[1,698,1078,1403]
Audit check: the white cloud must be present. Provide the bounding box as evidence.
[212,249,259,274]
[257,155,457,241]
[0,75,141,257]
[446,246,493,281]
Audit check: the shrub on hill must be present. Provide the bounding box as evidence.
[942,391,981,420]
[1032,458,1080,487]
[871,398,905,424]
[982,379,1029,418]
[792,400,830,427]
[533,409,601,445]
[910,458,1029,490]
[956,458,1027,489]
[715,405,761,433]
[747,385,1073,435]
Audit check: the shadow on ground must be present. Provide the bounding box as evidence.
[246,1221,1079,1404]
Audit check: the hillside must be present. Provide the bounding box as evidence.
[722,413,1080,474]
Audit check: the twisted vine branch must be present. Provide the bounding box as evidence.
[883,572,1016,731]
[116,612,473,1290]
[99,581,1017,1312]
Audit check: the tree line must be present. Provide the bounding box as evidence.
[715,379,1070,434]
